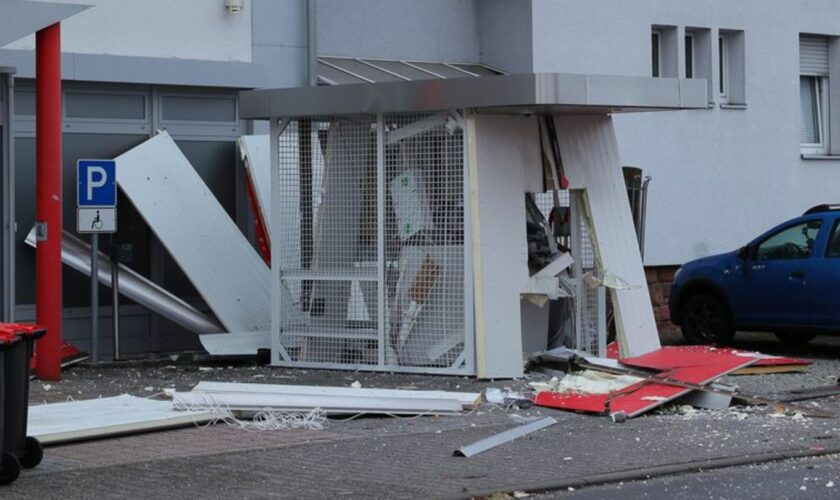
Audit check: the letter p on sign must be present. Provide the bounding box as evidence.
[87,166,107,201]
[77,160,117,207]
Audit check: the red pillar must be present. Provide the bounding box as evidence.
[34,23,62,381]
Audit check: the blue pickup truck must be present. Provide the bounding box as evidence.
[669,204,840,346]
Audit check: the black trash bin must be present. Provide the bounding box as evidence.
[0,323,45,478]
[0,331,22,486]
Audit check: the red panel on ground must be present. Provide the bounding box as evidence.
[605,342,809,367]
[536,345,758,417]
[30,342,82,371]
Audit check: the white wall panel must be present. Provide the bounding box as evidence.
[3,0,252,62]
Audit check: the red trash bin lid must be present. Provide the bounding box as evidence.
[0,331,21,347]
[0,322,46,339]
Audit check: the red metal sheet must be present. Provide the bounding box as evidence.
[605,342,810,367]
[536,346,758,417]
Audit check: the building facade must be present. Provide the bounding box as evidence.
[1,0,836,353]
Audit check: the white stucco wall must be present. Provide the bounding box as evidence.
[530,0,840,266]
[316,0,481,62]
[3,0,253,62]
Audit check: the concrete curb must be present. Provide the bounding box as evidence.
[447,446,840,499]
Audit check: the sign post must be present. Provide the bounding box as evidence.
[77,160,117,363]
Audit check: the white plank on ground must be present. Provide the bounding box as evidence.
[191,381,481,409]
[173,391,463,415]
[551,114,660,357]
[115,131,270,333]
[28,395,216,445]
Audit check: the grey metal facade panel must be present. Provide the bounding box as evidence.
[240,73,709,119]
[0,49,266,89]
[0,0,90,47]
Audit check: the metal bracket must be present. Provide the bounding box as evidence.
[35,221,47,241]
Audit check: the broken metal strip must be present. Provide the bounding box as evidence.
[454,417,557,457]
[25,227,224,335]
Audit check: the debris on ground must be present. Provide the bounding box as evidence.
[527,344,832,421]
[453,416,557,457]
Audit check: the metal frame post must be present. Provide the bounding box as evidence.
[569,190,584,351]
[34,23,63,380]
[457,110,475,373]
[90,233,98,362]
[111,234,120,361]
[375,113,385,366]
[1,71,14,322]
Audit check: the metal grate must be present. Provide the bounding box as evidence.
[275,113,470,374]
[534,190,605,355]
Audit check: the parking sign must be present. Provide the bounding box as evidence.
[77,159,116,207]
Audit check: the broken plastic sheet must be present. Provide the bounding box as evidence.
[28,395,216,445]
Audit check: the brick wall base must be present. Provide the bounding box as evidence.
[645,265,680,335]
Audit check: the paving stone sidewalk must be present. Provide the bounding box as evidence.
[7,332,840,498]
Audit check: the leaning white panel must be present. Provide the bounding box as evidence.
[115,131,270,333]
[551,114,660,357]
[28,395,216,445]
[239,135,272,235]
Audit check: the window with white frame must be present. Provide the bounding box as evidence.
[685,33,695,78]
[800,35,830,154]
[718,30,746,105]
[718,35,728,98]
[652,30,661,77]
[651,25,677,77]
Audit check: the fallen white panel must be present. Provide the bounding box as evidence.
[25,228,224,335]
[191,381,480,409]
[239,135,272,235]
[115,131,270,333]
[199,331,270,355]
[28,395,216,445]
[551,115,660,358]
[173,391,463,415]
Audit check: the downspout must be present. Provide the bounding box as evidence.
[306,0,318,86]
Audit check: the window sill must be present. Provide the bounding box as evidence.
[801,154,840,160]
[719,103,747,110]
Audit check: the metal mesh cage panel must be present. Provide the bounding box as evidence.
[275,113,470,373]
[534,191,605,355]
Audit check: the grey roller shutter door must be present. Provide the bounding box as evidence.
[800,35,829,75]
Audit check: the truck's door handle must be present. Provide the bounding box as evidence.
[790,270,806,279]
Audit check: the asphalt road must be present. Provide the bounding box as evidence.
[547,454,840,500]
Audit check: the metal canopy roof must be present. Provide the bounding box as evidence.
[0,0,90,47]
[240,72,708,119]
[317,56,503,85]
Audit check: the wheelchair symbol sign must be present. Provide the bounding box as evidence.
[77,207,116,234]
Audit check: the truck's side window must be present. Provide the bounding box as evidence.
[756,220,822,260]
[827,220,840,258]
